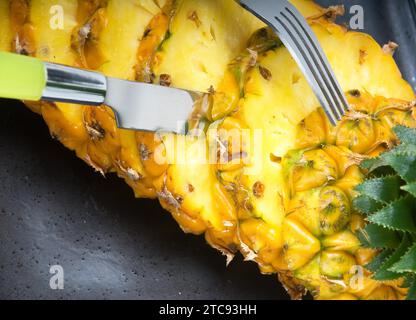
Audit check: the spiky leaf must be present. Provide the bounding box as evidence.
[390,243,416,274]
[355,176,401,204]
[367,196,416,233]
[382,152,416,183]
[406,277,416,301]
[361,126,416,181]
[402,182,416,197]
[353,195,384,215]
[374,236,412,281]
[402,274,414,288]
[361,156,389,173]
[394,126,416,145]
[393,143,416,155]
[355,125,416,299]
[358,224,401,249]
[371,166,399,177]
[366,249,393,273]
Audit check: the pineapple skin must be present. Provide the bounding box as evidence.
[1,0,415,299]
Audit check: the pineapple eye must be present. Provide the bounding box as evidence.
[321,230,361,253]
[336,116,376,154]
[213,118,249,172]
[282,218,321,271]
[378,107,416,130]
[291,149,338,192]
[295,109,327,149]
[318,187,351,236]
[136,132,168,177]
[84,107,107,141]
[211,88,239,121]
[348,89,361,98]
[365,286,398,300]
[239,219,282,267]
[320,250,356,279]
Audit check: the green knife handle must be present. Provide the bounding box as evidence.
[0,51,46,101]
[0,51,107,105]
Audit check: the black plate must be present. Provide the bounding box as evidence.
[0,0,415,300]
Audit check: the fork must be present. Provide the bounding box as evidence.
[239,0,349,125]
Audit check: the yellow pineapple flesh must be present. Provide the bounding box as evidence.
[2,0,416,299]
[0,1,12,51]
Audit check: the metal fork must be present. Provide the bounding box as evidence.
[239,0,349,125]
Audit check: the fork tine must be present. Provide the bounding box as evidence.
[238,0,350,125]
[283,4,350,116]
[273,15,340,124]
[278,11,345,121]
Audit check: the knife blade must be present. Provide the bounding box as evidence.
[0,51,202,134]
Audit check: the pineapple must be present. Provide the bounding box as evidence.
[1,0,415,299]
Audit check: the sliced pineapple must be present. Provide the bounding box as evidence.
[80,0,165,188]
[3,0,415,300]
[153,0,264,91]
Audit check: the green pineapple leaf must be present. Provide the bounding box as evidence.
[392,143,416,155]
[394,126,416,145]
[406,276,416,301]
[362,126,416,174]
[389,243,416,274]
[402,182,416,197]
[401,274,414,288]
[353,195,384,215]
[355,175,402,204]
[383,152,416,183]
[367,196,416,233]
[373,235,412,281]
[366,249,394,273]
[354,125,416,299]
[360,156,388,173]
[358,224,401,249]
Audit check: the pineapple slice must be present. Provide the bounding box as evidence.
[79,0,165,193]
[10,0,167,195]
[19,0,88,153]
[97,0,163,80]
[31,0,79,63]
[153,0,264,91]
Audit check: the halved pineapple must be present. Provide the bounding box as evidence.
[3,0,415,299]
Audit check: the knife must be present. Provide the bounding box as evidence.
[0,51,201,134]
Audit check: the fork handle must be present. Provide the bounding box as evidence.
[0,51,106,105]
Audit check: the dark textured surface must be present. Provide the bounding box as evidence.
[0,102,288,300]
[0,0,415,300]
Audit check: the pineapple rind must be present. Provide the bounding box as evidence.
[5,0,416,299]
[84,0,164,191]
[28,0,89,152]
[97,0,159,79]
